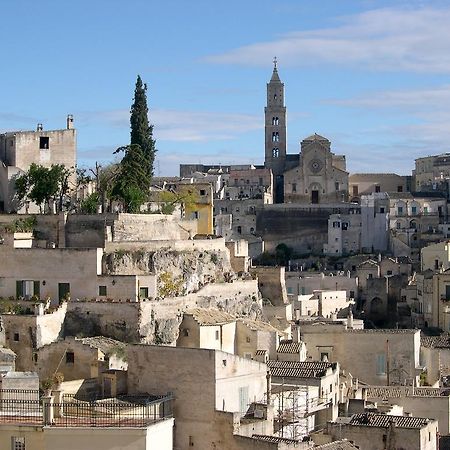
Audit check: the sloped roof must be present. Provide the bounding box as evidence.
[364,386,450,398]
[185,308,235,326]
[79,337,126,355]
[314,440,360,450]
[421,334,450,349]
[348,413,433,429]
[270,67,281,83]
[238,318,280,333]
[252,434,298,444]
[303,133,330,142]
[277,340,302,354]
[268,360,336,379]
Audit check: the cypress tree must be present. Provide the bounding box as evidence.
[130,75,156,178]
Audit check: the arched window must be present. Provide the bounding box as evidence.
[272,117,279,126]
[272,132,279,142]
[272,148,279,158]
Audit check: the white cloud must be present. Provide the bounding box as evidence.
[328,85,450,111]
[205,6,450,73]
[79,108,261,142]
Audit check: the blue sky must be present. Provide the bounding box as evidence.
[2,0,450,176]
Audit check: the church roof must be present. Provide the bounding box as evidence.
[270,67,281,83]
[303,133,330,142]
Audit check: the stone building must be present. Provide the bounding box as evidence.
[300,323,421,386]
[349,173,410,202]
[126,344,281,449]
[0,116,77,213]
[323,413,438,450]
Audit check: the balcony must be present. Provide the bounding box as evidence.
[0,389,173,428]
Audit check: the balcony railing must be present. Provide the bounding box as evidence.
[0,389,173,428]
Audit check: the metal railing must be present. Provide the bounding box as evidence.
[0,389,173,428]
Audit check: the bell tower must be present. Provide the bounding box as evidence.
[264,57,287,202]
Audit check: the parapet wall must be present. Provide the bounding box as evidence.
[112,213,197,242]
[105,237,226,254]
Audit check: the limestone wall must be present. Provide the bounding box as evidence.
[112,213,197,241]
[64,280,261,345]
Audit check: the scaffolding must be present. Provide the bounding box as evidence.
[270,381,331,440]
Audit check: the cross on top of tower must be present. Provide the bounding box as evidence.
[273,56,277,69]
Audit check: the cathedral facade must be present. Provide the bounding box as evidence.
[264,61,349,204]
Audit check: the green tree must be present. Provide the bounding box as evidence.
[158,186,198,216]
[111,145,151,213]
[15,164,72,213]
[130,75,156,178]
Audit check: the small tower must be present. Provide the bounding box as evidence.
[264,57,287,202]
[66,114,74,130]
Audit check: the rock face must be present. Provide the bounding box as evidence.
[63,280,262,346]
[103,248,234,297]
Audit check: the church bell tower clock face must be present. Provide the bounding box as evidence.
[309,159,323,174]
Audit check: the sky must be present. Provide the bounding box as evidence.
[1,0,450,176]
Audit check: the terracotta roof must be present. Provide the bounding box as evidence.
[252,434,298,444]
[238,318,280,333]
[344,329,418,334]
[185,308,235,325]
[277,340,302,354]
[314,440,360,450]
[422,334,450,349]
[255,349,267,356]
[268,360,336,379]
[363,386,450,398]
[348,413,433,429]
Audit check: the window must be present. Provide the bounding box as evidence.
[376,354,386,375]
[342,222,348,231]
[320,352,329,361]
[250,227,254,233]
[287,287,293,294]
[397,206,403,214]
[375,185,381,193]
[13,333,19,342]
[237,226,242,234]
[335,182,339,191]
[139,287,149,299]
[66,351,75,364]
[238,386,249,414]
[12,437,25,450]
[272,117,279,125]
[387,270,392,275]
[39,136,49,149]
[192,211,199,219]
[446,285,450,300]
[411,206,417,214]
[183,328,189,337]
[435,259,440,270]
[99,286,107,296]
[246,336,251,343]
[352,186,358,196]
[349,290,355,299]
[397,185,403,192]
[424,207,428,215]
[272,148,279,158]
[292,183,297,193]
[368,274,373,279]
[215,330,220,340]
[199,189,206,196]
[380,207,385,213]
[272,132,279,142]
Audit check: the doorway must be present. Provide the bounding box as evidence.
[311,190,319,204]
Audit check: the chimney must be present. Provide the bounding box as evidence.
[66,114,74,130]
[347,307,354,329]
[37,123,43,132]
[291,325,300,343]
